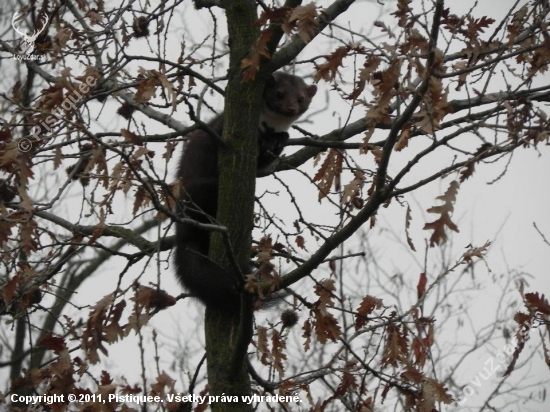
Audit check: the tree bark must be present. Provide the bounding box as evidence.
[204,1,262,410]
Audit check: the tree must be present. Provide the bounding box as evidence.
[0,0,549,411]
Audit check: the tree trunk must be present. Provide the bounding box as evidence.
[204,1,262,411]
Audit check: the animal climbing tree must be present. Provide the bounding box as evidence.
[0,0,549,411]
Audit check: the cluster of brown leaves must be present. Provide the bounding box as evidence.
[318,360,366,410]
[298,281,454,411]
[7,286,175,411]
[242,3,318,80]
[302,279,342,351]
[504,100,550,146]
[0,273,42,317]
[255,2,318,44]
[341,169,366,210]
[245,235,283,302]
[83,286,175,364]
[354,294,384,330]
[134,68,177,113]
[378,315,452,411]
[400,373,453,412]
[11,337,77,412]
[257,326,287,379]
[503,283,550,377]
[313,149,343,201]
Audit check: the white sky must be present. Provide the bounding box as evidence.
[1,0,549,410]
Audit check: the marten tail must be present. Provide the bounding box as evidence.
[174,245,242,311]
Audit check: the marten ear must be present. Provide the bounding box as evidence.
[307,85,317,98]
[266,74,277,88]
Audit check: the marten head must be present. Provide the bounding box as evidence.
[260,72,317,132]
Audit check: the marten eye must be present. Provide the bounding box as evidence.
[297,96,304,103]
[276,91,285,99]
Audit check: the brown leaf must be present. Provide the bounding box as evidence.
[395,123,412,151]
[240,55,261,83]
[373,20,395,38]
[257,326,269,365]
[241,29,273,82]
[133,186,149,215]
[121,129,144,146]
[311,279,342,343]
[355,295,383,330]
[133,285,176,313]
[313,149,343,201]
[417,272,427,300]
[295,234,306,250]
[459,161,475,182]
[150,371,175,397]
[341,169,365,206]
[272,329,287,378]
[541,333,550,370]
[381,324,408,367]
[2,275,18,307]
[524,292,550,315]
[101,370,113,385]
[48,347,73,377]
[423,181,460,246]
[314,46,350,82]
[462,241,491,263]
[0,221,15,249]
[81,292,117,364]
[103,300,126,344]
[302,319,312,351]
[134,78,158,103]
[256,7,291,26]
[39,333,66,354]
[312,308,341,344]
[421,377,453,410]
[405,205,416,251]
[255,235,276,280]
[20,218,39,254]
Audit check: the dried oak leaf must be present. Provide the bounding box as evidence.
[313,149,343,201]
[462,241,491,263]
[381,324,408,367]
[272,329,287,378]
[348,58,379,99]
[310,279,342,343]
[121,128,144,146]
[302,318,312,351]
[524,292,550,315]
[420,377,453,410]
[341,169,365,207]
[395,123,412,151]
[81,292,118,364]
[2,275,18,308]
[416,272,427,300]
[295,234,306,250]
[133,285,176,313]
[256,7,291,26]
[459,161,475,182]
[355,295,384,330]
[150,371,175,398]
[255,235,276,280]
[241,29,273,82]
[405,205,416,251]
[257,326,270,365]
[423,181,460,246]
[314,46,350,83]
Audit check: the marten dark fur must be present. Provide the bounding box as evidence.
[174,73,317,310]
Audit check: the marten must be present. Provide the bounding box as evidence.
[174,72,317,310]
